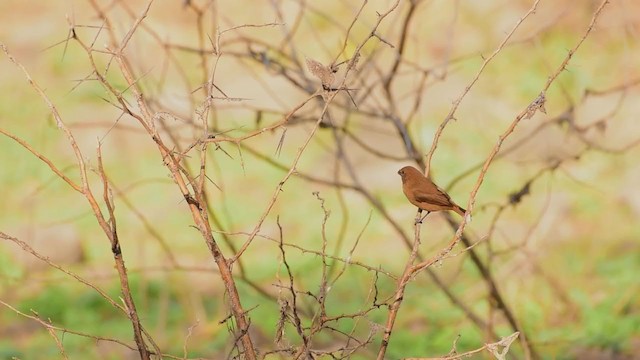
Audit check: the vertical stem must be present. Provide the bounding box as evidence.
[377,215,424,360]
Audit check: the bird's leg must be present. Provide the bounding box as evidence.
[418,209,431,224]
[415,210,430,224]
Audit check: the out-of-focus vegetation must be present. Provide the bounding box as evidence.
[1,0,639,359]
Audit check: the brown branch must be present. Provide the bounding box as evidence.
[376,212,425,360]
[84,2,259,356]
[405,331,520,360]
[2,42,153,359]
[424,0,542,176]
[406,3,611,358]
[0,127,82,193]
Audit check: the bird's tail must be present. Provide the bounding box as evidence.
[455,205,472,223]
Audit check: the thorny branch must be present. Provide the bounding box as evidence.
[1,0,636,359]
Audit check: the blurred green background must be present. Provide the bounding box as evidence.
[1,0,639,359]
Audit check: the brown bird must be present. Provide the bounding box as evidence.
[398,166,470,222]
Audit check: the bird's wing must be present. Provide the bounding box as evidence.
[413,189,452,207]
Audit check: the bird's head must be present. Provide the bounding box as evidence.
[398,166,419,182]
[397,167,406,180]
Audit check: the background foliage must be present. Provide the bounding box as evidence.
[1,0,639,359]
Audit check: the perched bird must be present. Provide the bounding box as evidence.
[398,166,470,222]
